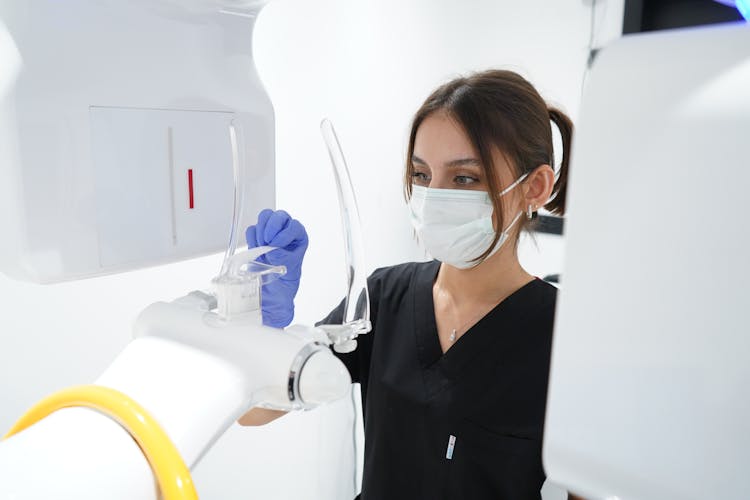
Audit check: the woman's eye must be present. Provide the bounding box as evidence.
[455,175,479,186]
[412,171,431,184]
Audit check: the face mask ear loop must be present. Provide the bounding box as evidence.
[498,172,529,197]
[472,209,526,268]
[503,210,524,234]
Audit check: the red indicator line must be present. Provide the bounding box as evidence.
[188,169,195,209]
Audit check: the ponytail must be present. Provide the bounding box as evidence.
[546,107,573,216]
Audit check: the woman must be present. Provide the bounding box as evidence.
[240,69,572,499]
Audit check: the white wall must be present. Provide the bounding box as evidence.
[0,0,623,498]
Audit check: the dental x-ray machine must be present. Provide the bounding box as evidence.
[0,1,369,498]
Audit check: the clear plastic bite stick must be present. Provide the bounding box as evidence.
[211,121,284,322]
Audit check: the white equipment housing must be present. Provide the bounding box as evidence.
[0,299,352,499]
[0,0,275,283]
[544,22,750,500]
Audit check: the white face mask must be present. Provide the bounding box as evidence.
[408,173,528,269]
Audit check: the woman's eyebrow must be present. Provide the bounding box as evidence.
[411,154,428,166]
[411,155,481,168]
[445,158,481,168]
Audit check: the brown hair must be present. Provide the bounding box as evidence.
[404,69,573,262]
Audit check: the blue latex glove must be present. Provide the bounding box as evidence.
[245,209,309,328]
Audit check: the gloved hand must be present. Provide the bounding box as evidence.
[246,209,309,328]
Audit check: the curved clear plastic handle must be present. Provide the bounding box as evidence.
[319,119,371,352]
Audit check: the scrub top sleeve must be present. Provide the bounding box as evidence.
[315,298,360,382]
[317,297,346,325]
[315,267,387,385]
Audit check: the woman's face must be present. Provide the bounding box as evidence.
[411,110,518,194]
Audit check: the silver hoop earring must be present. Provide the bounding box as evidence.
[527,204,534,220]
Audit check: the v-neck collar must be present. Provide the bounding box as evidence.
[412,260,541,382]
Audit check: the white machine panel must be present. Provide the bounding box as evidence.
[0,0,275,283]
[544,23,750,500]
[90,107,235,268]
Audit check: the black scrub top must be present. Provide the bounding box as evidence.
[319,260,557,500]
